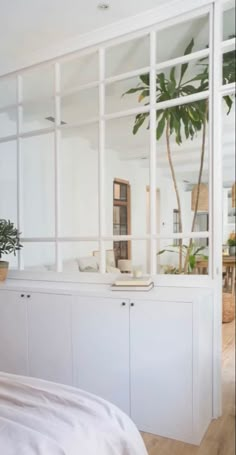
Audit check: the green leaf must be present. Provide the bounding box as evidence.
[139,73,150,85]
[138,89,149,102]
[194,246,207,255]
[179,38,195,83]
[122,87,146,97]
[223,95,233,114]
[184,38,195,56]
[156,114,166,140]
[133,113,148,135]
[157,72,167,92]
[167,78,176,96]
[170,67,176,83]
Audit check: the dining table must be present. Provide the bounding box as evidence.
[195,255,236,277]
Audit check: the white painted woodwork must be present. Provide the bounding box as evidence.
[0,285,213,444]
[27,292,73,384]
[130,299,193,442]
[72,296,130,414]
[0,290,28,375]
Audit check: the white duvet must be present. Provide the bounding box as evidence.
[0,372,148,455]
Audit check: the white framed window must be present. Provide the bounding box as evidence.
[0,2,235,281]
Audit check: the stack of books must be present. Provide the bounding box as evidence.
[111,276,154,291]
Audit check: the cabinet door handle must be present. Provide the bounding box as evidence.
[121,302,126,306]
[26,294,31,298]
[20,294,25,298]
[130,302,135,307]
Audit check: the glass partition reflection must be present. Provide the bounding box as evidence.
[105,114,150,237]
[222,96,235,247]
[59,123,99,237]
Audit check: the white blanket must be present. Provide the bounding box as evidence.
[0,372,148,455]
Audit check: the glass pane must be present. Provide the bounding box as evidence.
[106,35,150,78]
[114,183,120,200]
[110,240,149,275]
[0,107,17,138]
[114,240,129,265]
[120,184,127,200]
[157,238,209,275]
[105,114,150,236]
[0,141,17,223]
[103,241,129,273]
[105,73,150,114]
[156,13,209,63]
[22,242,55,271]
[223,7,236,41]
[222,50,236,86]
[59,123,99,237]
[222,95,235,246]
[22,66,54,102]
[1,250,18,270]
[156,57,209,100]
[0,76,17,109]
[61,86,99,125]
[131,240,149,275]
[61,52,99,91]
[60,242,99,272]
[113,206,120,224]
[156,99,209,234]
[21,134,55,237]
[21,98,54,133]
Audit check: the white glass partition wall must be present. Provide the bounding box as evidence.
[0,3,234,278]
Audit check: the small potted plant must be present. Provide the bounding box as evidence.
[0,219,22,281]
[227,233,236,256]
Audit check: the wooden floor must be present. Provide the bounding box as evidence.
[142,321,235,455]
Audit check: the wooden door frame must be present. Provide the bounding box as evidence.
[113,178,131,260]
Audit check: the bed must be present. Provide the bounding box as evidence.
[0,372,148,455]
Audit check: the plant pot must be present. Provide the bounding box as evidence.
[0,261,9,282]
[229,246,236,256]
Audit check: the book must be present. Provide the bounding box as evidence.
[111,282,154,292]
[114,276,152,287]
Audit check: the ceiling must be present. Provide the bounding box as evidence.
[0,0,166,75]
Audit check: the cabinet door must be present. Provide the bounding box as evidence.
[72,296,130,414]
[130,300,193,442]
[0,290,28,375]
[28,292,72,385]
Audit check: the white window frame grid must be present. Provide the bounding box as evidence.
[0,1,234,285]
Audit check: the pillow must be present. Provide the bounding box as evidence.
[62,258,79,272]
[106,266,121,274]
[78,256,99,272]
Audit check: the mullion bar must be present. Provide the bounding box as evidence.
[149,31,157,275]
[99,48,106,274]
[16,74,23,270]
[54,63,61,272]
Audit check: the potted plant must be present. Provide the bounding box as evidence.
[227,233,236,256]
[0,219,22,281]
[157,243,208,274]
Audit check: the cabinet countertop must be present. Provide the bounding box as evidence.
[0,279,213,302]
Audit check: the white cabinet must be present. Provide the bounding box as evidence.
[0,290,28,375]
[28,292,72,385]
[130,299,193,442]
[0,286,213,445]
[72,296,130,414]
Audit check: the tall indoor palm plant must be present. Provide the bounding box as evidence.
[123,38,235,273]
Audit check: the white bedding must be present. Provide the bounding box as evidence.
[0,372,148,455]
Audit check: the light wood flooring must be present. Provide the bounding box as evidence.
[142,321,235,455]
